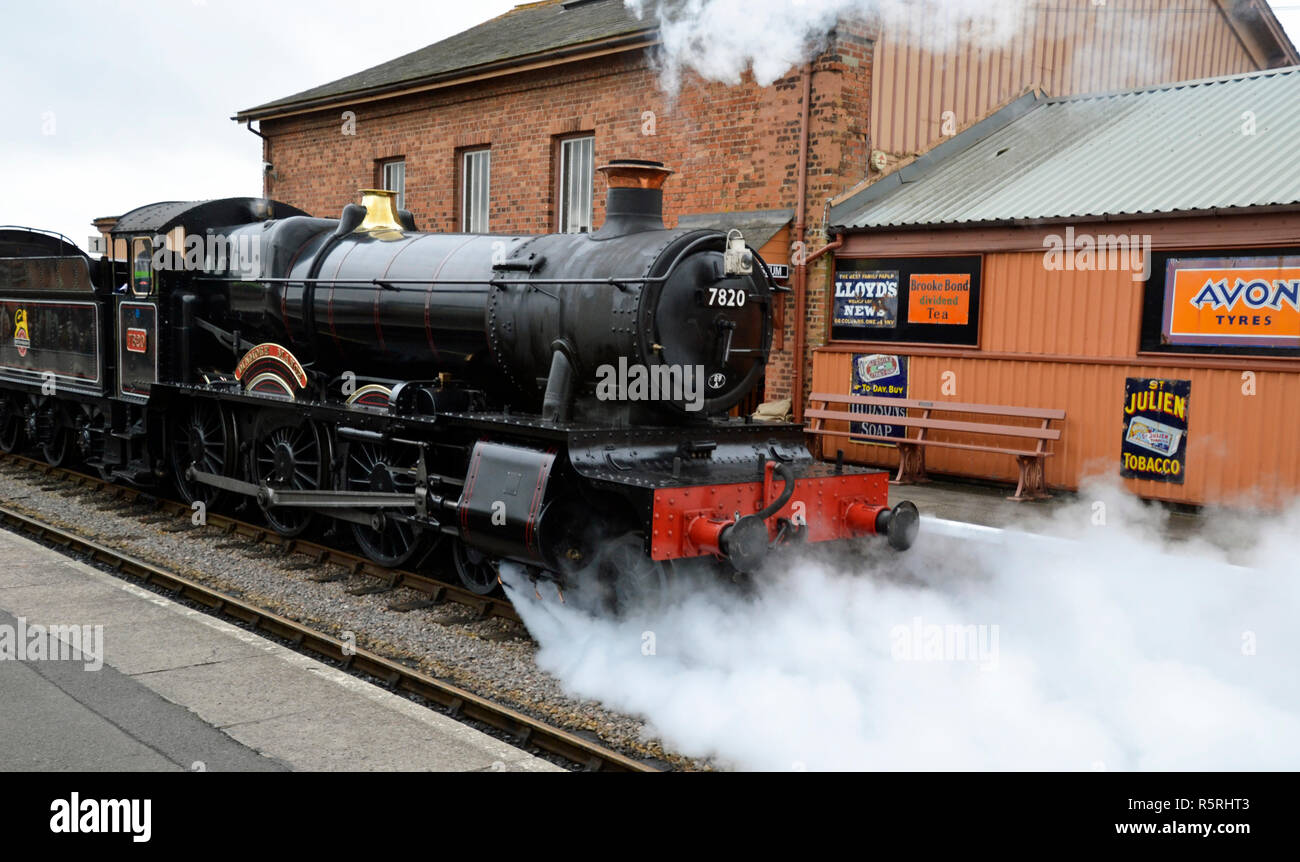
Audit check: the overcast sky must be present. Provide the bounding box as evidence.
[2,0,1297,250]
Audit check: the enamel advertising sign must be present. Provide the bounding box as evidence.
[907,273,970,325]
[1162,256,1300,349]
[1121,377,1190,484]
[833,270,898,332]
[849,353,909,443]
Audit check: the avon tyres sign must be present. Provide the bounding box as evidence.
[1121,377,1190,484]
[1162,256,1300,349]
[849,353,909,443]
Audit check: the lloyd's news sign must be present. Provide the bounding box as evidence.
[1161,256,1300,349]
[1121,377,1190,484]
[833,269,898,330]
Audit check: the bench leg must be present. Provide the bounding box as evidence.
[891,443,928,485]
[1008,455,1050,502]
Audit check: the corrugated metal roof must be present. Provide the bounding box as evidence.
[831,66,1300,230]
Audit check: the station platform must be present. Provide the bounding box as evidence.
[0,528,560,772]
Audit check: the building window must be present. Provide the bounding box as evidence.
[461,149,490,234]
[831,255,982,346]
[380,159,405,211]
[557,135,594,234]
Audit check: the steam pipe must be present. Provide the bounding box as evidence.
[755,461,796,519]
[541,346,575,423]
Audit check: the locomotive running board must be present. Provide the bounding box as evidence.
[185,467,419,520]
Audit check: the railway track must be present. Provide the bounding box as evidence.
[0,452,520,623]
[0,455,656,773]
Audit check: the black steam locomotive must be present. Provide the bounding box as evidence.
[0,160,916,602]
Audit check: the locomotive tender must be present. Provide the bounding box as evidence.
[0,160,917,601]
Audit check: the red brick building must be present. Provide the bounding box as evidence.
[236,0,1296,413]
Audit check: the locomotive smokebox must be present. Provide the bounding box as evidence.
[593,159,673,238]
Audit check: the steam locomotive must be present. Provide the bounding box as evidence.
[0,160,916,603]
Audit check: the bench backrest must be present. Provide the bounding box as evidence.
[809,392,1065,421]
[805,392,1065,452]
[803,407,1060,440]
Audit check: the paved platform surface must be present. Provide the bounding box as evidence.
[0,528,561,772]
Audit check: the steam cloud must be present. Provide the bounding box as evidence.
[504,480,1300,770]
[625,0,1029,92]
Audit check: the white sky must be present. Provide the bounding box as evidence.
[2,0,1297,250]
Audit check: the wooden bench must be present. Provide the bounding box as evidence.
[805,393,1066,501]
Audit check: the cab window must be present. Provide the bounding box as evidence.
[131,237,153,296]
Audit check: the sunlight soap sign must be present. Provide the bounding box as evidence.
[850,353,909,443]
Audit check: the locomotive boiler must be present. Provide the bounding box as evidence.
[0,159,917,606]
[204,160,767,418]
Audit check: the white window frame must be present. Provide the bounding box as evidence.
[557,135,594,234]
[461,149,491,234]
[381,160,405,212]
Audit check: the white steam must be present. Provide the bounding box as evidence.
[625,0,1029,92]
[504,480,1300,770]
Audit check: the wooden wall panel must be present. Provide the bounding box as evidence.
[871,0,1261,157]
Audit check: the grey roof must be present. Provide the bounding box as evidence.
[831,66,1300,230]
[112,201,194,233]
[238,0,654,119]
[675,208,794,248]
[112,199,310,234]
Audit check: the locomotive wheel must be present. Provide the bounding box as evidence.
[251,418,327,538]
[40,426,73,467]
[596,533,669,614]
[343,441,423,567]
[170,401,236,507]
[73,408,109,476]
[0,397,25,454]
[37,404,73,467]
[452,538,500,596]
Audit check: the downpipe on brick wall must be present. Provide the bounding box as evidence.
[792,63,813,424]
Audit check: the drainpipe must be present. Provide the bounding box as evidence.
[246,121,271,196]
[792,229,844,424]
[791,63,813,423]
[804,232,844,267]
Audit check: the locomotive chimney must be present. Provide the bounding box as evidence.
[592,159,672,238]
[355,189,405,233]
